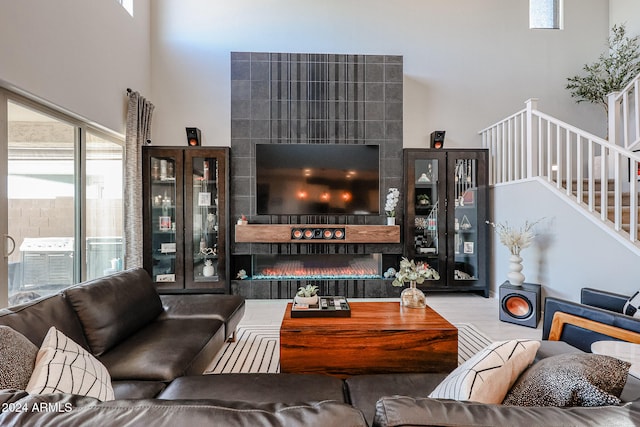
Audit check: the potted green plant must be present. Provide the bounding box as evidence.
[566,24,640,121]
[295,284,319,305]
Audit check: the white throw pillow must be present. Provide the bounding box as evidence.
[429,339,540,404]
[623,291,640,318]
[26,326,114,402]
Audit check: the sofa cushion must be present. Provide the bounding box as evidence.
[0,293,89,350]
[503,353,630,407]
[346,373,449,426]
[98,318,225,381]
[159,294,246,340]
[112,381,167,399]
[582,288,629,313]
[159,373,346,403]
[64,268,163,356]
[373,395,640,427]
[26,327,114,402]
[623,291,640,318]
[0,326,38,390]
[0,393,368,427]
[428,339,540,404]
[533,339,582,362]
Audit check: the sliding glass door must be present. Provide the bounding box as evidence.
[1,91,124,308]
[7,101,77,304]
[85,133,124,280]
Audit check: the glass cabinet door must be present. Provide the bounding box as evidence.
[186,155,220,288]
[412,158,443,280]
[451,156,480,283]
[404,148,488,296]
[148,153,183,286]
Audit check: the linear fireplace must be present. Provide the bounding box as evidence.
[252,254,382,280]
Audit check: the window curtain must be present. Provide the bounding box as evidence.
[124,90,154,269]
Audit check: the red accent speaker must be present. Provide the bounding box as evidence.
[430,130,445,149]
[186,127,201,146]
[499,282,541,328]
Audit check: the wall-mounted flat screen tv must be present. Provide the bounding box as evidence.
[256,144,380,215]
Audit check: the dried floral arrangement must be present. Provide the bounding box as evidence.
[486,218,543,256]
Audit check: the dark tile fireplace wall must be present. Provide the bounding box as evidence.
[230,52,404,298]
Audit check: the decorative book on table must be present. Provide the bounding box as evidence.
[291,296,351,318]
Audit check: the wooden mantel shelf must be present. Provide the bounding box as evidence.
[235,224,400,244]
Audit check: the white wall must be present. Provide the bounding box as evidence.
[150,0,610,148]
[611,0,640,36]
[491,179,640,302]
[0,0,151,134]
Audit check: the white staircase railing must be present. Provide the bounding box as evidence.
[609,73,640,151]
[479,98,640,244]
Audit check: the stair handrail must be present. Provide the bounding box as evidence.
[480,98,640,244]
[608,71,640,151]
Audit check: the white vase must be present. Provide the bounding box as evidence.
[203,262,215,277]
[387,217,396,226]
[507,254,525,287]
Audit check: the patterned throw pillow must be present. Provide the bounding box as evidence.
[429,339,540,404]
[26,326,114,401]
[623,291,640,318]
[0,326,38,390]
[503,353,630,407]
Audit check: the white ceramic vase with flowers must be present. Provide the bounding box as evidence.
[486,218,542,287]
[385,187,400,225]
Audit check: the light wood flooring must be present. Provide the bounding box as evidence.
[240,294,542,341]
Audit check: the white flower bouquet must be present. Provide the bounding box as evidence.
[385,187,400,217]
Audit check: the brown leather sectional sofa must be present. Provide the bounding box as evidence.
[2,269,640,426]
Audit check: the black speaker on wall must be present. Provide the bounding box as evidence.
[430,130,445,149]
[499,282,541,328]
[186,127,201,146]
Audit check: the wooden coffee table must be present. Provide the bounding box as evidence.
[280,301,457,377]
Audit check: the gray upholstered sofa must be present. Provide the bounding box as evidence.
[2,274,640,426]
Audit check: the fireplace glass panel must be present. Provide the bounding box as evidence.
[252,254,382,280]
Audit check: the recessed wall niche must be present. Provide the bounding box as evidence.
[230,52,404,298]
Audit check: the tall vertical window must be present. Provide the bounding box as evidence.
[5,98,124,307]
[530,0,563,30]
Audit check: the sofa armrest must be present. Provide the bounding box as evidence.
[581,287,629,313]
[548,312,640,343]
[373,396,640,427]
[543,296,640,352]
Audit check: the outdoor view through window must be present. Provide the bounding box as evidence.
[7,101,123,306]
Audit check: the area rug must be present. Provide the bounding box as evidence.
[205,323,492,374]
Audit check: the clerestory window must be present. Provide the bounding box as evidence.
[117,0,133,17]
[530,0,563,30]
